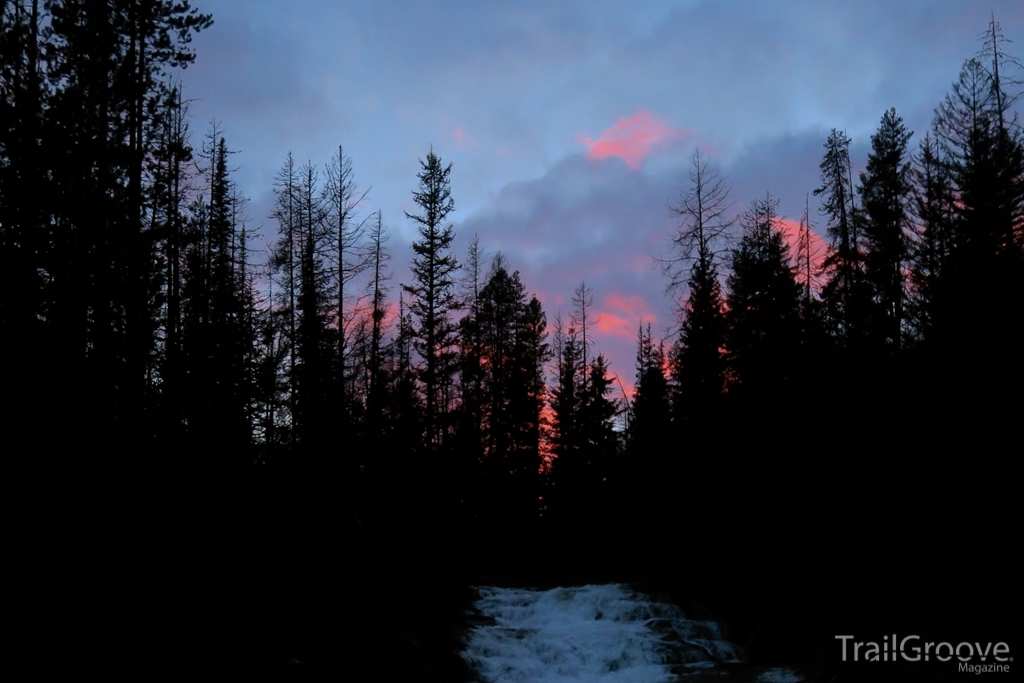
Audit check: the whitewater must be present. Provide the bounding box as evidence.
[461,584,802,683]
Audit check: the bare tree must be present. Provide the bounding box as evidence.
[324,145,371,385]
[571,280,594,391]
[366,210,391,399]
[795,193,823,306]
[659,148,734,299]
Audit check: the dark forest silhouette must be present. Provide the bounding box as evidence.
[2,3,1019,680]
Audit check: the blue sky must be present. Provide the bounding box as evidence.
[179,0,1024,393]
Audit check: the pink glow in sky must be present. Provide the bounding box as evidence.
[580,110,692,170]
[595,293,659,338]
[777,218,828,290]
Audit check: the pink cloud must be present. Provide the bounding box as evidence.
[451,125,474,149]
[579,110,693,170]
[594,293,658,338]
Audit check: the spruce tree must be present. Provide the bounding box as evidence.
[725,192,802,397]
[859,109,913,353]
[663,149,731,428]
[671,253,728,426]
[625,324,671,503]
[907,130,957,342]
[815,129,869,348]
[474,254,548,521]
[403,149,459,450]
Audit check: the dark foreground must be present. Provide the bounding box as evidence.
[32,440,1015,683]
[20,365,1016,681]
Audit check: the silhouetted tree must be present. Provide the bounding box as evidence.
[179,130,253,455]
[907,131,957,342]
[571,280,594,388]
[859,108,914,353]
[472,254,549,522]
[550,320,585,489]
[725,191,802,398]
[932,54,1024,349]
[664,149,731,428]
[403,149,459,449]
[627,324,670,456]
[815,129,869,348]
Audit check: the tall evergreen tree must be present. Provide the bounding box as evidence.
[148,84,195,427]
[579,352,620,487]
[549,319,585,515]
[627,324,670,455]
[474,254,548,522]
[859,108,914,353]
[725,192,802,397]
[624,324,671,507]
[663,149,731,427]
[932,55,1024,347]
[403,149,459,450]
[270,153,301,441]
[179,130,252,454]
[294,160,332,456]
[815,128,869,348]
[41,0,211,398]
[907,130,957,342]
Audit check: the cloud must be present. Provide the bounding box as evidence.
[595,294,660,338]
[451,126,476,149]
[579,110,693,169]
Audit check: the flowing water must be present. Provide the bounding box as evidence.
[461,584,802,683]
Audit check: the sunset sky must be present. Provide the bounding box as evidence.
[181,0,1024,395]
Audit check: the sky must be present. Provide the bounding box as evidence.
[179,0,1024,397]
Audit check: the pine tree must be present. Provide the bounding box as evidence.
[579,353,620,486]
[179,130,252,454]
[815,129,869,348]
[148,84,195,427]
[455,235,487,477]
[859,109,914,353]
[663,149,731,427]
[671,252,728,426]
[366,211,391,406]
[725,192,802,397]
[41,0,211,397]
[627,324,670,452]
[907,130,957,342]
[294,160,331,454]
[403,149,459,449]
[474,254,548,521]
[932,54,1024,347]
[551,320,583,464]
[270,153,301,441]
[624,324,670,503]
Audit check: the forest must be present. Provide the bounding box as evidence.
[3,2,1019,680]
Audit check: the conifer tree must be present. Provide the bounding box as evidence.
[907,131,957,342]
[815,129,869,348]
[622,325,671,491]
[663,149,731,427]
[932,54,1024,346]
[473,254,548,520]
[579,353,620,485]
[725,192,802,396]
[403,149,459,449]
[294,160,332,453]
[859,109,913,353]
